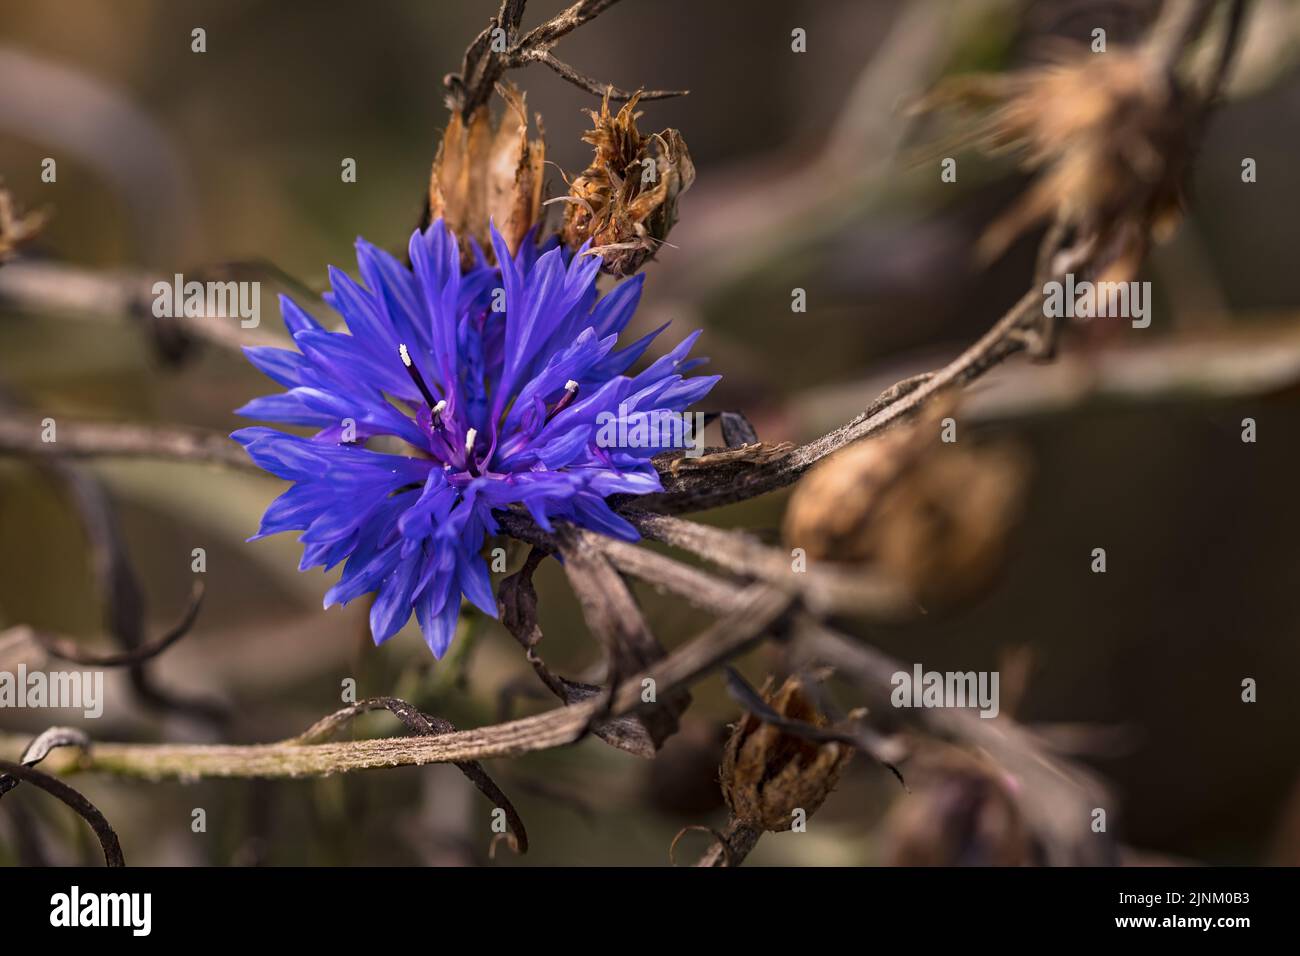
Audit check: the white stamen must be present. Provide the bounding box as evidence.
[398,343,412,367]
[432,399,447,416]
[464,428,477,455]
[564,379,579,393]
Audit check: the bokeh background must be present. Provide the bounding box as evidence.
[1,0,1299,865]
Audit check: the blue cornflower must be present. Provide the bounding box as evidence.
[232,221,718,657]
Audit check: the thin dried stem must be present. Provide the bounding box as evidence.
[8,582,205,667]
[521,49,687,101]
[627,510,909,617]
[0,416,255,470]
[296,696,529,853]
[445,0,685,117]
[0,585,791,781]
[693,819,761,867]
[641,287,1039,513]
[0,259,288,356]
[1147,0,1216,80]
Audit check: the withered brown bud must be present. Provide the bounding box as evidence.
[782,405,1027,604]
[719,675,853,832]
[560,93,694,277]
[429,83,545,267]
[913,47,1191,283]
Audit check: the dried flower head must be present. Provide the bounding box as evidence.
[233,220,717,657]
[915,46,1192,283]
[782,405,1027,604]
[429,83,545,267]
[720,674,853,832]
[560,92,695,277]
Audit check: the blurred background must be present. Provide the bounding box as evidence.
[1,0,1299,865]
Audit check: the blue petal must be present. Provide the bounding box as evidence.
[280,295,324,336]
[369,555,422,644]
[416,582,460,659]
[458,552,497,618]
[243,346,310,389]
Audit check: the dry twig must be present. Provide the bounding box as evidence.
[445,0,686,119]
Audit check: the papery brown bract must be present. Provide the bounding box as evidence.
[429,83,545,266]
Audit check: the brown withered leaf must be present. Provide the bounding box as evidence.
[783,403,1027,605]
[429,82,544,266]
[720,674,854,833]
[560,92,694,277]
[913,45,1192,284]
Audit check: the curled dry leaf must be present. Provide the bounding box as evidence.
[782,403,1027,605]
[560,92,695,277]
[720,674,853,833]
[0,726,92,798]
[0,759,124,866]
[429,82,545,266]
[913,45,1192,283]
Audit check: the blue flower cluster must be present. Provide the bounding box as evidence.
[233,222,716,656]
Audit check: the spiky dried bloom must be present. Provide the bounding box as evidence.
[560,93,694,277]
[783,406,1026,604]
[429,84,545,267]
[915,46,1192,282]
[720,675,853,832]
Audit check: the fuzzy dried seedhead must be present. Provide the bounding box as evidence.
[560,92,694,277]
[429,82,545,267]
[719,674,853,832]
[914,44,1193,283]
[783,402,1027,605]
